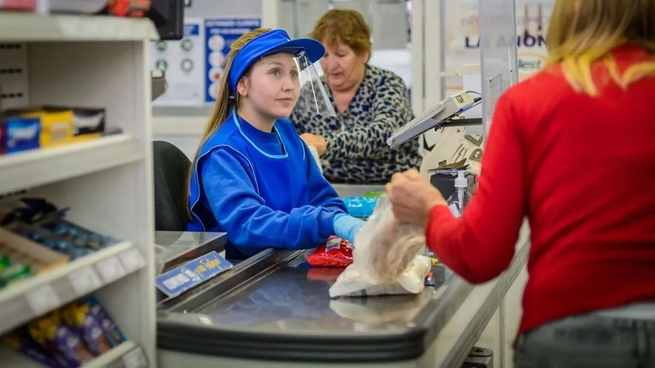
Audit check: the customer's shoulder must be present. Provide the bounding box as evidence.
[503,65,571,103]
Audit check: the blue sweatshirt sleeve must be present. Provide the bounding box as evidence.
[302,142,348,214]
[200,147,338,255]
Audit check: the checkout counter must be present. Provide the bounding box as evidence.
[154,186,530,368]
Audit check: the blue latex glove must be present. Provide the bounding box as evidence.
[333,214,366,245]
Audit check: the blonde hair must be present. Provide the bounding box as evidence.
[183,28,272,218]
[545,0,655,96]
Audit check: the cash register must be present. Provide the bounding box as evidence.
[388,91,482,197]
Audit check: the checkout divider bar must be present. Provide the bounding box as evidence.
[157,248,305,312]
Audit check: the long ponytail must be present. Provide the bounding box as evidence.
[182,28,272,219]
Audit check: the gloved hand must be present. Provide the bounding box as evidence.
[333,214,366,245]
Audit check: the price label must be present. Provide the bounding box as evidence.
[95,256,126,283]
[68,266,102,296]
[119,248,146,273]
[122,346,148,368]
[25,284,61,316]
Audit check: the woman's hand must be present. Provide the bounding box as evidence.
[300,133,327,156]
[386,169,447,227]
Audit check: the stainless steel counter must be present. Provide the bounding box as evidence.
[155,228,530,367]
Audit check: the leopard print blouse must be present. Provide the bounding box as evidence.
[290,65,422,184]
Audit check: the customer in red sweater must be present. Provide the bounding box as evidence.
[386,0,655,367]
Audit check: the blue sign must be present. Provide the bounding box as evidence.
[203,17,261,104]
[156,251,233,297]
[184,24,200,37]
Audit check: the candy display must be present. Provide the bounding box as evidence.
[0,198,122,290]
[0,107,106,156]
[0,227,69,284]
[2,297,126,368]
[60,302,112,355]
[19,108,75,148]
[2,329,69,368]
[0,256,33,286]
[1,198,121,262]
[82,296,126,347]
[306,236,354,268]
[29,310,96,366]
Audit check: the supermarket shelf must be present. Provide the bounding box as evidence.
[0,135,143,196]
[0,241,147,335]
[151,71,167,102]
[0,341,148,368]
[84,341,148,368]
[0,346,42,367]
[0,14,159,42]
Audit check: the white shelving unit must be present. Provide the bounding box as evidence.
[0,13,158,368]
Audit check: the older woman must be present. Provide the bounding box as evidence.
[290,9,421,184]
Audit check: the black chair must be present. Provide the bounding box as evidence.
[153,141,191,231]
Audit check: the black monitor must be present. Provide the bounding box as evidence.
[148,0,185,40]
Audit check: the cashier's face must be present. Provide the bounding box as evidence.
[320,42,368,93]
[238,53,300,118]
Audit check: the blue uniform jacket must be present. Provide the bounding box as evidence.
[187,110,347,258]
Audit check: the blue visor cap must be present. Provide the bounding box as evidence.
[228,29,326,92]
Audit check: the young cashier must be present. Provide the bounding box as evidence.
[184,28,365,258]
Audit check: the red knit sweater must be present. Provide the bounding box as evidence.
[426,44,655,337]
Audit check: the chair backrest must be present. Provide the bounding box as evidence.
[153,141,191,231]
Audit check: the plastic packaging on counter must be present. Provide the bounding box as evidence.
[306,236,353,268]
[353,195,425,284]
[329,255,432,298]
[342,196,377,219]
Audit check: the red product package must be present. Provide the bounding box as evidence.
[306,236,353,268]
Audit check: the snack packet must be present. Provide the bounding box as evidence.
[61,301,112,356]
[306,236,353,268]
[2,329,66,368]
[82,296,126,347]
[28,311,95,367]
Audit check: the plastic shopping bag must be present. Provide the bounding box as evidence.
[352,195,426,285]
[329,255,432,298]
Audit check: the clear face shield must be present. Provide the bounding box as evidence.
[293,51,337,118]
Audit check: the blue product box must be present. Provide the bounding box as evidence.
[0,120,5,155]
[3,116,41,154]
